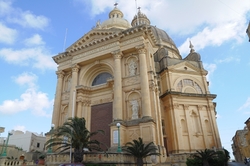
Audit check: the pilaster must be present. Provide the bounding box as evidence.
[136,45,152,118]
[52,70,64,127]
[112,50,123,121]
[68,64,80,118]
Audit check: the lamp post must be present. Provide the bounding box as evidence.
[116,123,122,153]
[1,131,12,157]
[47,124,55,154]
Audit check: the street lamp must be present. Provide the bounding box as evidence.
[47,124,55,153]
[116,123,122,153]
[1,131,12,157]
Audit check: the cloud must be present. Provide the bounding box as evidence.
[238,97,250,111]
[0,73,53,117]
[14,72,38,87]
[82,0,250,53]
[24,34,45,46]
[0,0,49,30]
[178,21,245,55]
[203,63,217,84]
[8,10,49,30]
[215,56,240,64]
[0,47,57,71]
[0,22,18,44]
[0,0,12,16]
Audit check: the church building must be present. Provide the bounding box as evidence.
[51,5,222,163]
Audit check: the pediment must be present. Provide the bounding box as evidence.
[66,28,122,53]
[168,61,207,74]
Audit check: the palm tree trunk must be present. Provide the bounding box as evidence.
[137,158,143,166]
[74,148,84,163]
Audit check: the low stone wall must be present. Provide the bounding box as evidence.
[0,152,190,166]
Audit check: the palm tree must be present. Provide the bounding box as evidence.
[192,149,217,166]
[122,137,160,166]
[45,117,104,163]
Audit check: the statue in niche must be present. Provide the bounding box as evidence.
[67,77,71,91]
[130,100,139,119]
[128,59,137,76]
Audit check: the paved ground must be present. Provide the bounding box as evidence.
[228,162,247,166]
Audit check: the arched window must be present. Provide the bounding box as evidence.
[176,79,202,94]
[92,72,113,86]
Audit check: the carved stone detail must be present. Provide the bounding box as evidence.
[135,45,146,54]
[184,105,189,110]
[124,76,139,85]
[56,70,65,78]
[198,105,203,110]
[72,64,80,72]
[111,50,122,59]
[173,103,179,109]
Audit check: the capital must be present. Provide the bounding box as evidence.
[135,45,146,54]
[111,50,122,59]
[56,70,65,78]
[72,64,80,73]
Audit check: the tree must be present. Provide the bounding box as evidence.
[192,149,217,166]
[122,137,160,166]
[45,117,104,163]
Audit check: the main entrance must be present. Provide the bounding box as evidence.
[91,102,112,150]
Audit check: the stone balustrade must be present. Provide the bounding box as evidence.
[0,158,33,166]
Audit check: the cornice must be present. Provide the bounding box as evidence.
[160,90,217,99]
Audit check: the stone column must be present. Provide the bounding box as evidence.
[136,46,151,118]
[112,50,123,121]
[68,64,80,118]
[76,99,83,117]
[52,70,64,127]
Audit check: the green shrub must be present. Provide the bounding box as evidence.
[186,157,202,166]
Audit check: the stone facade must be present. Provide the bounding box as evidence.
[51,6,222,164]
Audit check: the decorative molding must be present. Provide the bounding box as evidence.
[72,42,118,60]
[122,37,141,45]
[91,98,113,105]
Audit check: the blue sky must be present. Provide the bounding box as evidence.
[0,0,250,158]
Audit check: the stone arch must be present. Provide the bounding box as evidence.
[79,62,114,86]
[174,77,203,94]
[126,90,141,120]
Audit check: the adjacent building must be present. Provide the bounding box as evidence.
[232,118,250,162]
[51,5,222,163]
[232,128,248,162]
[8,130,46,152]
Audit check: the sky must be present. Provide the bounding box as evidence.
[0,0,250,159]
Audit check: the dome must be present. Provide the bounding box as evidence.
[184,41,201,61]
[150,26,177,48]
[131,8,151,27]
[101,6,131,30]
